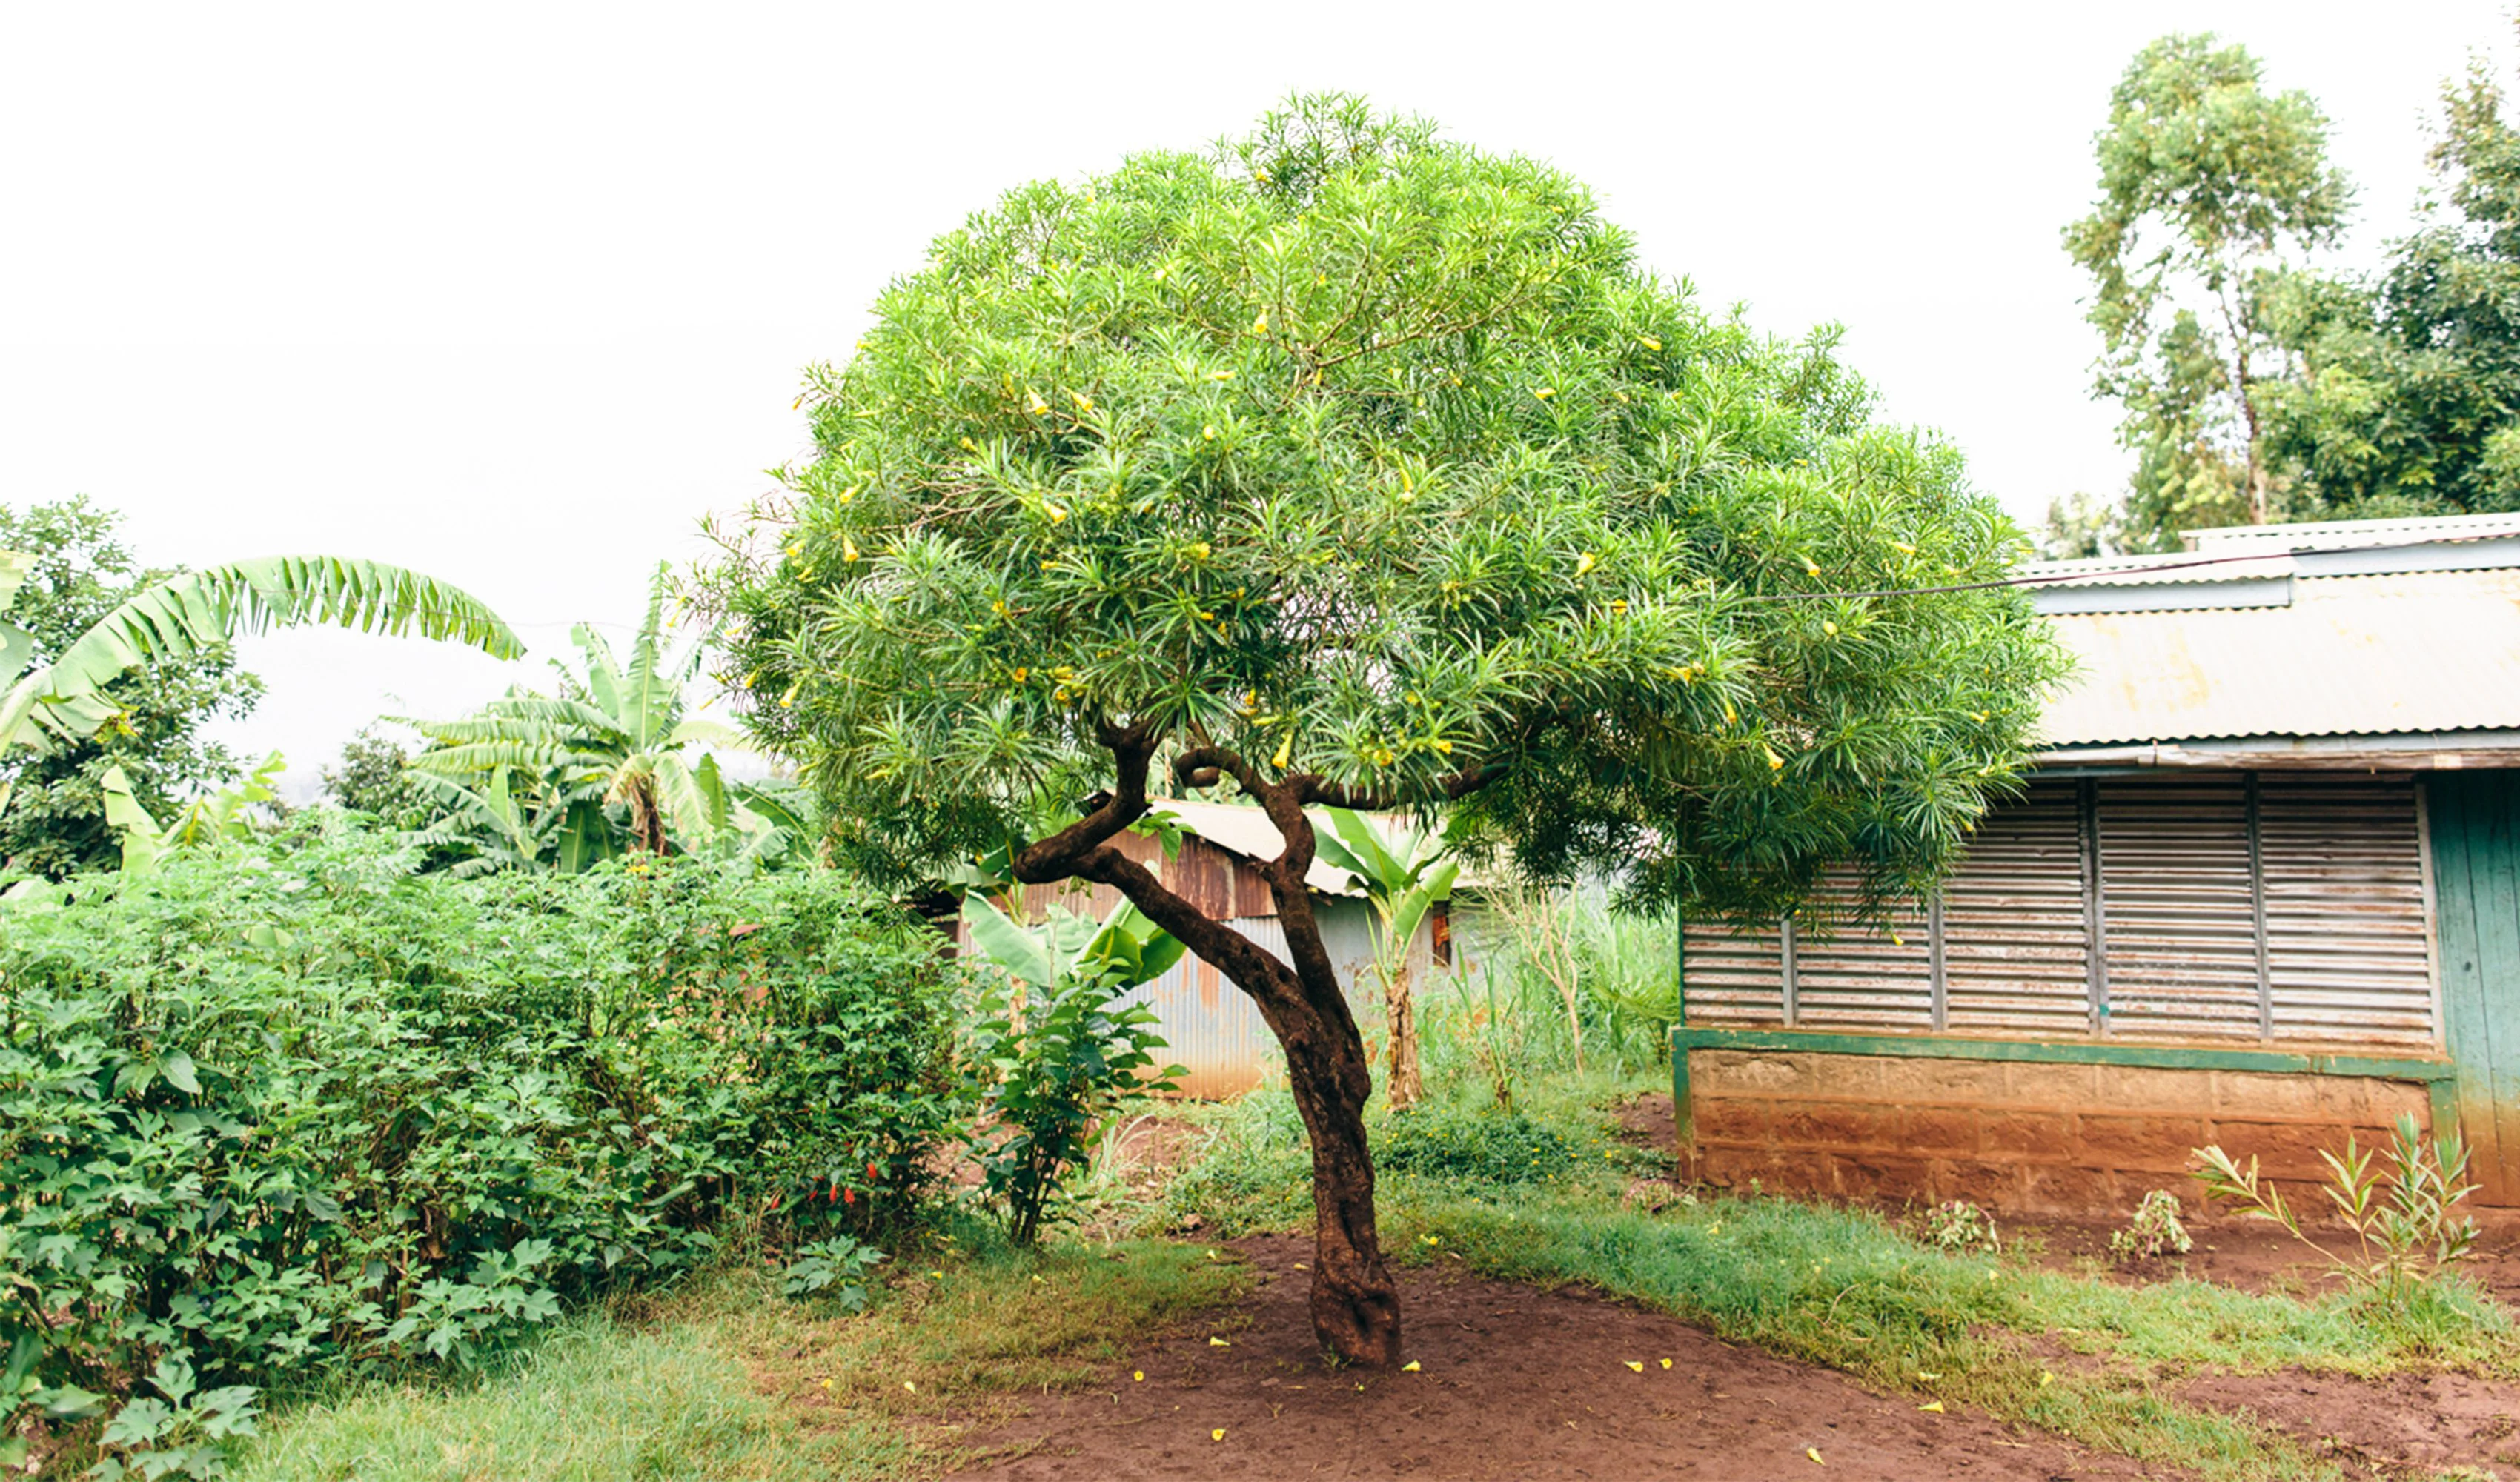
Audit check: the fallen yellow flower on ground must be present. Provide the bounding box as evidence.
[1212,1429,1227,1441]
[1807,1447,1824,1465]
[1133,1372,1144,1382]
[1402,1361,1422,1372]
[1915,1372,1940,1381]
[1624,1360,1643,1372]
[1919,1401,1945,1413]
[902,1381,917,1394]
[1209,1337,1231,1347]
[1659,1359,1672,1369]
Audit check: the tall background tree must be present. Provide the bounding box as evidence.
[2259,34,2520,520]
[0,497,264,877]
[706,95,2067,1366]
[2056,34,2352,554]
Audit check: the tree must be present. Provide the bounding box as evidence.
[0,498,265,877]
[2060,35,2352,551]
[1315,807,1459,1110]
[706,95,2067,1365]
[322,725,428,826]
[2259,39,2520,518]
[405,564,795,871]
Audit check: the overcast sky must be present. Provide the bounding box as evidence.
[1,1,2510,789]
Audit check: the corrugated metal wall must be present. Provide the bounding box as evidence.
[1683,773,2440,1050]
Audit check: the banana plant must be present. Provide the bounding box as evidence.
[958,892,1187,993]
[405,564,797,868]
[96,751,288,874]
[0,554,521,817]
[1315,808,1459,1111]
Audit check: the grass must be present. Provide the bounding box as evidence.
[1165,1080,2519,1482]
[231,1236,1247,1482]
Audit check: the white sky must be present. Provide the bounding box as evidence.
[1,1,2509,791]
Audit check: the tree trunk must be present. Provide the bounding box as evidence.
[1018,737,1404,1366]
[1383,958,1422,1111]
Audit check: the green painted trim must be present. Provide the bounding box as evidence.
[1668,1025,2456,1083]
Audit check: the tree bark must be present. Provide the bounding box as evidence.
[1016,734,1403,1366]
[1383,957,1422,1111]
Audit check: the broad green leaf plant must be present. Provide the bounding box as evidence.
[1316,806,1459,1109]
[0,554,521,815]
[709,94,2068,1363]
[407,563,809,871]
[961,893,1185,1243]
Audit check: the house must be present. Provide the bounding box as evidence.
[966,797,1450,1097]
[1675,511,2520,1213]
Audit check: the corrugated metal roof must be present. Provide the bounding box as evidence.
[1158,797,1365,896]
[2037,568,2520,745]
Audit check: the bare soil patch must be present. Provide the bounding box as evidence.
[2178,1369,2520,1478]
[944,1232,2168,1481]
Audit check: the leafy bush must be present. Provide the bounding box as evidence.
[2192,1114,2480,1303]
[2109,1190,2194,1263]
[1376,1103,1577,1186]
[0,824,960,1471]
[1914,1200,2001,1254]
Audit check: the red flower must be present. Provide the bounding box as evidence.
[843,1189,857,1205]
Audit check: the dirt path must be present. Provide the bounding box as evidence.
[945,1233,2168,1481]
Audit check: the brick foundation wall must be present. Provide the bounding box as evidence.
[1685,1049,2435,1215]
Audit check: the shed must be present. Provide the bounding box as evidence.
[1675,511,2520,1212]
[965,799,1448,1097]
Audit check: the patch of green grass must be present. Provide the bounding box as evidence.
[233,1237,1249,1482]
[1162,1086,2517,1482]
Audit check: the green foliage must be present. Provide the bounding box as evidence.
[2059,34,2352,551]
[0,828,959,1468]
[2259,40,2520,520]
[405,565,806,874]
[961,897,1184,1243]
[779,1236,886,1309]
[319,727,426,829]
[1914,1199,2001,1255]
[0,499,265,879]
[709,92,2065,926]
[1317,808,1456,1102]
[1375,1103,1575,1186]
[2109,1190,2195,1263]
[2192,1114,2481,1303]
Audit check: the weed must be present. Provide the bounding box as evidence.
[1915,1200,2001,1255]
[2108,1191,2194,1263]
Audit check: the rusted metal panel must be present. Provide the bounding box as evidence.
[1780,883,1933,1031]
[2259,775,2437,1047]
[1940,781,2094,1038]
[2097,777,2264,1041]
[1680,920,1787,1026]
[1124,916,1287,1099]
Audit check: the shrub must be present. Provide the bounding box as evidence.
[2108,1190,2195,1263]
[2192,1114,2480,1304]
[0,823,961,1472]
[1376,1103,1577,1186]
[1914,1200,2001,1255]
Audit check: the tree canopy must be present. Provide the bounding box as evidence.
[2058,33,2351,551]
[707,95,2066,1363]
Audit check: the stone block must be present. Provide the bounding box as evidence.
[2090,1065,2218,1114]
[2019,1163,2121,1215]
[1699,1144,1783,1189]
[1980,1111,2078,1160]
[2368,1081,2433,1130]
[1900,1106,1980,1157]
[1771,1102,1892,1149]
[2003,1061,2101,1109]
[2210,1070,2330,1120]
[2203,1120,2351,1180]
[2080,1113,2213,1170]
[1874,1056,2003,1103]
[1693,1097,1770,1145]
[1692,1049,1819,1097]
[1934,1157,2021,1207]
[1828,1152,1937,1203]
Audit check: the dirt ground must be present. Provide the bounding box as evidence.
[944,1232,2163,1481]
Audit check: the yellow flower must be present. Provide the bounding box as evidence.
[843,534,861,563]
[1026,390,1050,415]
[1624,1360,1644,1373]
[1722,700,1737,725]
[1208,369,1235,382]
[1764,745,1785,771]
[1433,738,1452,754]
[903,1380,918,1394]
[1251,313,1269,335]
[1202,425,1219,440]
[1574,551,1596,577]
[1533,387,1555,400]
[1211,1429,1227,1442]
[1133,1371,1144,1382]
[1802,556,1820,577]
[1271,733,1293,770]
[958,437,979,453]
[1208,1337,1230,1347]
[1918,1400,1945,1413]
[786,542,801,556]
[1070,390,1093,412]
[1609,598,1628,614]
[779,679,800,709]
[1046,502,1068,524]
[1637,334,1662,350]
[1422,1235,1439,1246]
[1187,541,1212,562]
[1011,668,1028,684]
[1822,619,1838,636]
[1891,540,1916,554]
[1659,1359,1672,1370]
[1915,1372,1941,1382]
[1313,270,1327,285]
[1807,1448,1825,1466]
